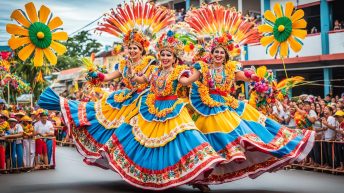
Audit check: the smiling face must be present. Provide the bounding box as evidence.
[128,44,143,61]
[211,47,227,65]
[160,50,175,69]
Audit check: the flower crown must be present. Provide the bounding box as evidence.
[123,29,150,51]
[155,28,196,59]
[209,32,241,58]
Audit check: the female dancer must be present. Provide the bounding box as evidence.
[38,1,175,164]
[95,27,225,190]
[185,4,314,187]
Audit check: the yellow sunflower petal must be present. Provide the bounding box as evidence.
[285,2,294,18]
[25,2,38,23]
[273,3,283,18]
[6,24,29,36]
[43,48,57,65]
[288,36,302,52]
[50,41,67,55]
[258,24,273,33]
[260,35,275,46]
[18,43,35,61]
[34,48,44,67]
[8,36,31,50]
[257,66,267,78]
[269,40,280,57]
[292,29,307,39]
[291,9,304,23]
[292,19,307,29]
[52,32,68,41]
[264,10,276,23]
[39,5,51,24]
[10,10,31,28]
[280,41,288,58]
[48,17,63,31]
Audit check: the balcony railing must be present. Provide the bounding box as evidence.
[246,33,322,61]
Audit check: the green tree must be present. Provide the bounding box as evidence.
[55,55,83,71]
[64,30,102,57]
[54,30,102,71]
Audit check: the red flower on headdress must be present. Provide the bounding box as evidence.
[228,44,234,51]
[217,37,224,43]
[189,43,195,50]
[167,37,174,43]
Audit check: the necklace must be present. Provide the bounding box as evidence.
[156,67,173,93]
[210,63,226,85]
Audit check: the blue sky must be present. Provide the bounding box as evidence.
[0,0,123,47]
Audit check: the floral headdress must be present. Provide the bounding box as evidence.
[155,23,198,61]
[209,32,241,58]
[185,3,260,59]
[97,1,175,52]
[123,29,150,51]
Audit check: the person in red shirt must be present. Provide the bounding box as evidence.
[334,110,344,171]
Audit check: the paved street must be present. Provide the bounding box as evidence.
[0,146,343,193]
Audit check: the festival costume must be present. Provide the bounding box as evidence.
[89,27,225,190]
[185,4,315,184]
[38,1,175,162]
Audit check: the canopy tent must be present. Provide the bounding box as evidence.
[16,94,32,104]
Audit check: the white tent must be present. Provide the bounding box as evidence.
[16,94,32,104]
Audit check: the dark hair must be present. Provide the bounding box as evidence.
[211,47,229,63]
[304,101,311,105]
[325,106,333,113]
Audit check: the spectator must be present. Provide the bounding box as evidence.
[5,116,24,169]
[21,115,35,167]
[333,19,342,30]
[34,110,54,169]
[318,106,336,169]
[334,110,344,171]
[311,26,318,34]
[238,93,245,101]
[0,99,6,110]
[325,94,331,104]
[0,110,10,170]
[285,106,296,129]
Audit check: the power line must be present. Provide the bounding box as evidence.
[69,14,104,36]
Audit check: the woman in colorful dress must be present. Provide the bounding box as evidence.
[94,27,225,191]
[184,4,314,188]
[38,1,175,164]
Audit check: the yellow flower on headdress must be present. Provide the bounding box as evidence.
[258,2,307,58]
[6,2,68,67]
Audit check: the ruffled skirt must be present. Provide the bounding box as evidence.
[190,83,315,184]
[93,94,225,190]
[38,87,144,161]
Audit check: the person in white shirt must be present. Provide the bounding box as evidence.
[5,117,24,168]
[34,111,54,169]
[317,106,337,168]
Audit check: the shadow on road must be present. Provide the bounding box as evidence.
[9,180,296,193]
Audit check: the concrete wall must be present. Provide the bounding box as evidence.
[329,31,344,54]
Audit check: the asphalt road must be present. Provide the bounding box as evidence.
[0,146,343,193]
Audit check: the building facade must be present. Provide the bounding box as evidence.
[154,0,344,97]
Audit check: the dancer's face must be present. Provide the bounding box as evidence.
[128,44,142,60]
[212,47,226,64]
[160,50,175,69]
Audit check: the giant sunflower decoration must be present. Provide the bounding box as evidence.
[258,2,307,58]
[6,2,68,67]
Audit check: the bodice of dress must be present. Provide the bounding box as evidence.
[149,65,189,97]
[192,61,242,109]
[115,55,156,91]
[195,60,242,94]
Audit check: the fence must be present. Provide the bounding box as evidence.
[0,136,56,173]
[290,140,344,174]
